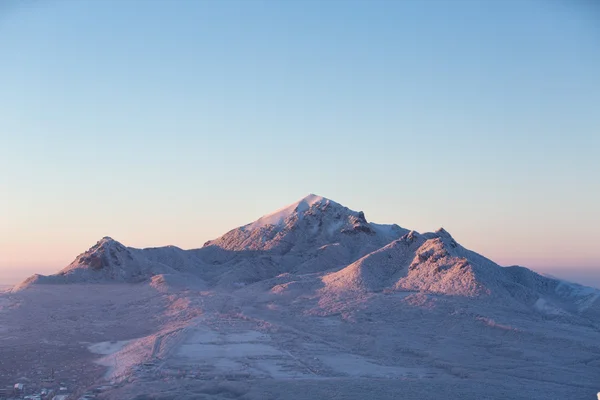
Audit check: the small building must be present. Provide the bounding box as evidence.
[43,389,56,400]
[14,383,24,395]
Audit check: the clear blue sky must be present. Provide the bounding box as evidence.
[1,0,599,285]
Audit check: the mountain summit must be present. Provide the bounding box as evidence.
[244,194,335,231]
[203,194,407,253]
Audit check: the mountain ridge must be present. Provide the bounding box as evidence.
[14,194,600,320]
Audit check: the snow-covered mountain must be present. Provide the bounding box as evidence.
[15,194,600,319]
[6,194,600,400]
[194,194,408,284]
[322,227,600,318]
[203,194,406,253]
[16,237,207,289]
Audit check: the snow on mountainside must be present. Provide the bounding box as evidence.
[194,194,409,284]
[323,227,600,318]
[7,194,600,400]
[15,237,208,289]
[14,194,600,320]
[202,194,407,253]
[323,229,488,298]
[246,194,328,230]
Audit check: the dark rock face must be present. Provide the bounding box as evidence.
[357,211,367,222]
[341,213,375,235]
[88,255,104,270]
[353,225,375,234]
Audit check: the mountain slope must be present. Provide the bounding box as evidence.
[202,194,406,254]
[14,194,600,321]
[7,195,600,400]
[322,229,485,297]
[193,194,409,283]
[16,237,208,288]
[322,228,600,318]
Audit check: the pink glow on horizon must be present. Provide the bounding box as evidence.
[1,231,598,286]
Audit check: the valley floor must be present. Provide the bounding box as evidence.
[0,282,598,400]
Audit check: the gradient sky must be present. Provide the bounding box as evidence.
[1,0,599,285]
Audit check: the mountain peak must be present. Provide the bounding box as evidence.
[435,227,450,236]
[89,236,127,254]
[98,236,118,245]
[202,194,407,254]
[432,228,460,248]
[303,193,328,203]
[245,194,341,231]
[293,194,334,214]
